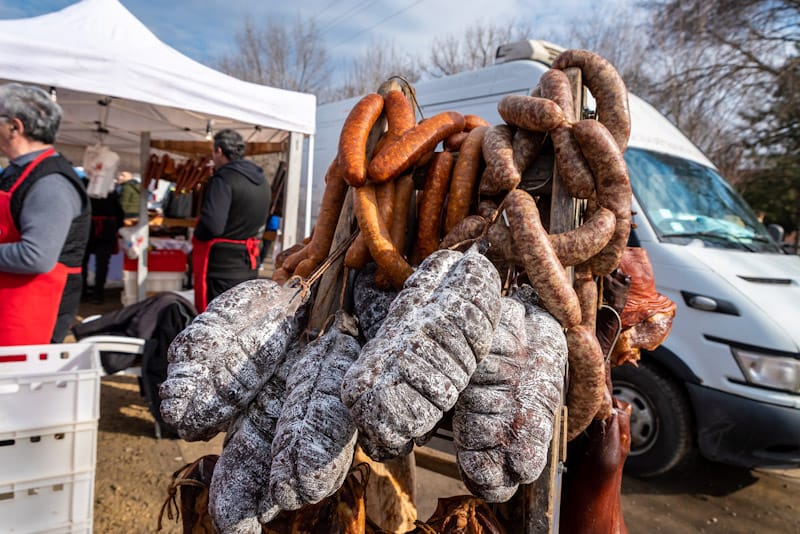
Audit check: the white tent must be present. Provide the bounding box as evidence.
[0,0,316,299]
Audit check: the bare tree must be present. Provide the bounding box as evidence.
[324,39,422,102]
[646,0,800,226]
[217,15,332,95]
[424,20,532,78]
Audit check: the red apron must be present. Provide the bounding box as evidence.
[0,148,82,346]
[192,234,260,313]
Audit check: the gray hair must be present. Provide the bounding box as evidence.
[213,129,246,161]
[0,83,62,144]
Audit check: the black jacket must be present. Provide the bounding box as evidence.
[194,159,270,279]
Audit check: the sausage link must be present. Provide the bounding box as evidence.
[375,174,415,288]
[444,126,487,233]
[486,219,513,262]
[345,181,395,269]
[572,119,632,275]
[440,215,487,249]
[353,183,413,288]
[505,189,581,328]
[283,159,348,275]
[538,68,575,122]
[413,151,455,264]
[512,128,546,175]
[444,131,469,152]
[565,324,606,441]
[551,125,595,199]
[368,111,465,184]
[464,114,491,131]
[384,89,416,140]
[498,95,568,132]
[480,125,520,195]
[338,93,385,187]
[477,200,498,219]
[549,206,615,267]
[552,49,631,151]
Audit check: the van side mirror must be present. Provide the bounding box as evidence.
[766,223,784,243]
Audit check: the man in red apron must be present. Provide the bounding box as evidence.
[192,129,270,312]
[0,83,90,345]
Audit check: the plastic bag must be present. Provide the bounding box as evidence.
[119,223,148,259]
[83,144,120,198]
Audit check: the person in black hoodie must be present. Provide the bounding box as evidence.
[191,129,270,311]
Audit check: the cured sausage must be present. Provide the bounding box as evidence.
[464,114,490,131]
[512,128,546,175]
[160,280,308,441]
[549,206,616,267]
[338,93,384,187]
[504,189,581,328]
[342,247,502,461]
[368,111,465,183]
[565,324,606,441]
[353,183,413,289]
[572,119,632,275]
[444,131,469,152]
[480,125,520,195]
[383,89,416,142]
[440,215,487,249]
[413,151,454,264]
[282,160,348,274]
[538,68,575,122]
[552,49,631,151]
[270,311,361,510]
[498,95,568,132]
[454,288,567,502]
[551,126,595,199]
[444,126,487,233]
[375,174,415,288]
[345,181,395,269]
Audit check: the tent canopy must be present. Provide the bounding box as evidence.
[0,0,316,170]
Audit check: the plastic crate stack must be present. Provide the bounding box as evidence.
[0,343,102,533]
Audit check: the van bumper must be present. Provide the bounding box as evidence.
[686,383,800,468]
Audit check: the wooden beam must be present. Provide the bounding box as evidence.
[149,139,287,156]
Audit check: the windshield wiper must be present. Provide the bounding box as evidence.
[659,231,757,251]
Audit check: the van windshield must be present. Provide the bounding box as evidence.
[625,148,782,252]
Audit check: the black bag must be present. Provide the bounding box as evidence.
[73,292,197,438]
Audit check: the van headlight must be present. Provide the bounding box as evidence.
[733,348,800,393]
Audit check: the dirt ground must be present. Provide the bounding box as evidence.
[81,290,800,533]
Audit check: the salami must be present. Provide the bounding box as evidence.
[342,247,502,461]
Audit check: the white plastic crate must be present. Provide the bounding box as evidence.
[0,344,101,434]
[0,471,94,533]
[121,270,185,306]
[0,421,97,485]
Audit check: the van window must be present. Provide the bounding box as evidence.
[625,148,781,252]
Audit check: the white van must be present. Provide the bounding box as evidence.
[311,40,800,476]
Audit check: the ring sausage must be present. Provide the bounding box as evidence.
[572,119,632,275]
[504,189,581,328]
[552,49,631,151]
[498,95,568,132]
[480,125,520,195]
[338,93,384,187]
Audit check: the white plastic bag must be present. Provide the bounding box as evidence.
[83,144,120,198]
[118,223,148,259]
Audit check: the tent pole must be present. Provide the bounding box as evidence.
[304,134,315,238]
[137,132,150,303]
[282,131,303,250]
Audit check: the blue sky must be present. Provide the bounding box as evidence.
[0,0,633,74]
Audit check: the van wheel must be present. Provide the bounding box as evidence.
[611,361,693,477]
